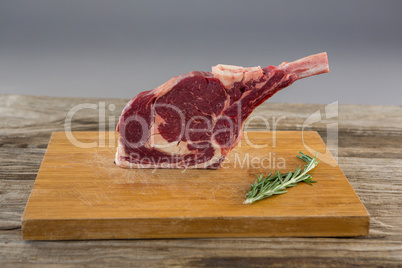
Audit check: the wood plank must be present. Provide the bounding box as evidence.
[1,228,401,267]
[22,131,369,240]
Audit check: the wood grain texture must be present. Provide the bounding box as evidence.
[21,131,369,240]
[1,94,401,266]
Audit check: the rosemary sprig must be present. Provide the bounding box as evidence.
[244,151,319,204]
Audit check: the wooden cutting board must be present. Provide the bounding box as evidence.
[22,131,369,240]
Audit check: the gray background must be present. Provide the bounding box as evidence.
[1,0,401,105]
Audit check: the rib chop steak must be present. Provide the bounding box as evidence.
[115,52,329,169]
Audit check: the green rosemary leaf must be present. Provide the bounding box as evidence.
[243,151,319,204]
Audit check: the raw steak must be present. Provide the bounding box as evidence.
[115,52,329,169]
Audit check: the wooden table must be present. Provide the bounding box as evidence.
[1,94,401,267]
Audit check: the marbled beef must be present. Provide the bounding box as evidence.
[115,52,329,169]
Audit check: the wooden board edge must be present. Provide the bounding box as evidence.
[20,132,56,226]
[311,131,371,220]
[22,215,370,241]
